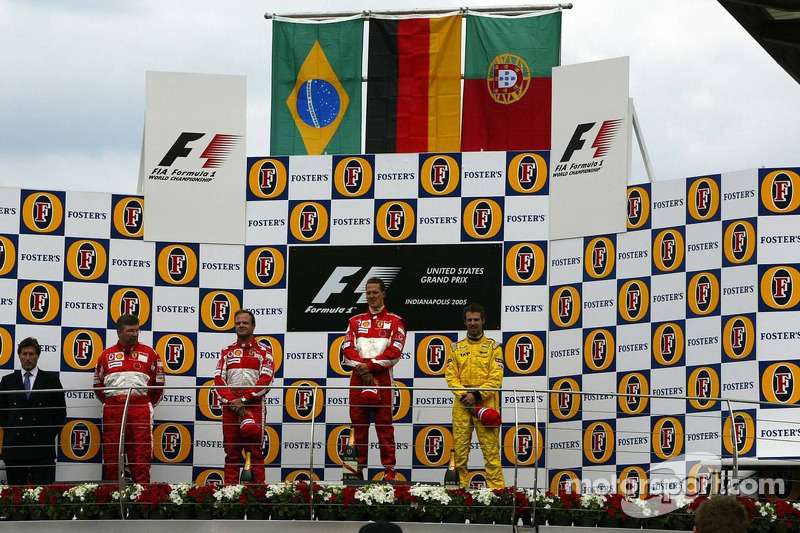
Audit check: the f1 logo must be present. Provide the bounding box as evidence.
[158,132,240,169]
[560,120,623,162]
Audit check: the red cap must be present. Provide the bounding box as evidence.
[475,407,501,428]
[239,416,262,441]
[360,388,380,406]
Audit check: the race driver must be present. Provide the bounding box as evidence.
[215,309,274,484]
[93,314,165,483]
[445,302,505,489]
[341,277,406,481]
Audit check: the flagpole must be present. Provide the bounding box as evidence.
[265,4,572,20]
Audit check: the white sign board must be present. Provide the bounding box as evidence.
[141,71,246,244]
[549,57,630,240]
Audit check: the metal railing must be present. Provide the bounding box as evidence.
[2,384,800,522]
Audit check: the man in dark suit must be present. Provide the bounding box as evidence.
[0,337,67,485]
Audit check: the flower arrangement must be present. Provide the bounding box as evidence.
[408,484,451,520]
[314,484,344,520]
[184,483,218,518]
[1,481,797,530]
[129,483,172,518]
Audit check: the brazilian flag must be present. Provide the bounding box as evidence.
[271,17,363,156]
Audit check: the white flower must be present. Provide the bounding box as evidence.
[169,483,193,506]
[471,487,497,506]
[65,483,98,503]
[409,484,451,505]
[580,493,604,509]
[355,484,395,505]
[214,484,245,502]
[266,483,292,499]
[126,484,143,501]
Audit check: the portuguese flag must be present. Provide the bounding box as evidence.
[271,16,363,156]
[366,14,462,154]
[460,11,561,152]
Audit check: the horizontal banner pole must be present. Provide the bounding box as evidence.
[265,3,573,20]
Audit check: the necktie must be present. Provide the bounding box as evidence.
[24,371,32,399]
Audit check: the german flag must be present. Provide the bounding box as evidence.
[366,14,462,154]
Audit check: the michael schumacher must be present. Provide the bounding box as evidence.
[342,277,406,481]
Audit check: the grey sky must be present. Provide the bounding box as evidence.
[1,0,798,194]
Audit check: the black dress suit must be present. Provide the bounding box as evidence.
[0,368,67,485]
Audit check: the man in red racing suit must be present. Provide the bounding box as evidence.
[215,309,274,484]
[341,277,406,481]
[93,314,165,483]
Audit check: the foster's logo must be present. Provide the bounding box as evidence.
[112,196,144,238]
[507,152,548,195]
[333,156,374,198]
[375,200,416,242]
[248,157,288,199]
[504,242,546,284]
[419,154,460,196]
[413,425,453,467]
[60,419,101,461]
[289,201,330,243]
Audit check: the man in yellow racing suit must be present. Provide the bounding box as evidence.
[445,302,505,489]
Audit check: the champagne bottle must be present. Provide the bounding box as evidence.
[342,426,361,481]
[240,451,255,483]
[444,448,460,489]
